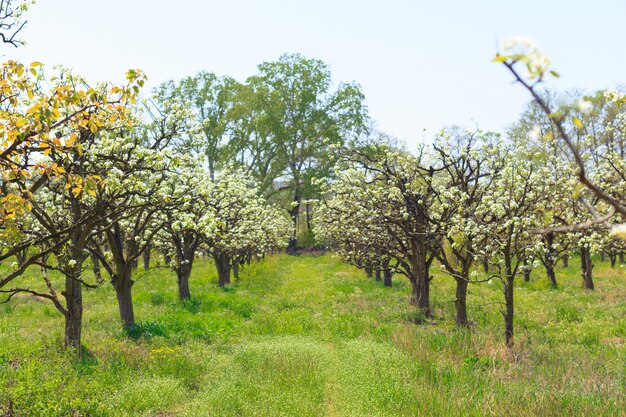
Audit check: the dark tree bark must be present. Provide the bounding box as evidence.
[287,193,301,253]
[63,228,89,352]
[64,267,83,350]
[115,269,135,329]
[455,278,469,327]
[233,260,240,280]
[375,268,382,281]
[562,253,569,268]
[523,258,531,282]
[580,245,594,290]
[409,241,431,317]
[543,233,558,288]
[143,244,151,270]
[365,266,373,279]
[504,253,515,348]
[620,252,625,264]
[177,263,192,299]
[609,253,617,267]
[15,248,27,267]
[383,268,392,287]
[482,257,489,273]
[216,253,231,287]
[170,230,199,299]
[305,202,313,236]
[91,253,102,283]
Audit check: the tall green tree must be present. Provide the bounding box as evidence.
[154,70,238,178]
[247,53,368,251]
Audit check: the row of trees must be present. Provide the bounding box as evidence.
[1,4,624,352]
[315,84,626,346]
[1,4,309,350]
[0,61,292,348]
[152,55,368,251]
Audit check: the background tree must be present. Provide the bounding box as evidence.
[429,128,503,326]
[316,146,438,316]
[248,53,368,251]
[473,146,549,346]
[154,71,237,178]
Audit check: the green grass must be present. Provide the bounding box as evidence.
[0,254,624,416]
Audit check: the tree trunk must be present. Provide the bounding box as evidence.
[375,269,382,281]
[365,266,373,279]
[91,253,102,283]
[504,255,514,348]
[233,261,240,280]
[562,254,569,268]
[610,254,617,267]
[287,194,301,254]
[163,251,171,267]
[115,269,135,329]
[143,245,151,270]
[544,233,557,288]
[64,265,83,351]
[482,257,489,273]
[177,264,192,299]
[383,268,392,287]
[409,278,419,306]
[601,251,605,262]
[580,246,594,290]
[306,202,313,236]
[545,260,557,288]
[409,241,431,317]
[620,252,625,264]
[455,278,469,327]
[417,276,431,316]
[216,254,231,287]
[523,258,531,282]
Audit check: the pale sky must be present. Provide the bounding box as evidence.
[8,0,626,149]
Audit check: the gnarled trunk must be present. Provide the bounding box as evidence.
[580,246,594,290]
[63,228,88,352]
[114,267,135,329]
[216,253,231,287]
[409,240,431,317]
[562,254,569,268]
[177,263,192,299]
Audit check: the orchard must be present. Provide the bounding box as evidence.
[0,2,624,416]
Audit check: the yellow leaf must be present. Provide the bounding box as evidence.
[572,117,584,129]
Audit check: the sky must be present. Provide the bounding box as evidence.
[7,0,626,149]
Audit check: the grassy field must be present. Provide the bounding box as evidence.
[0,254,624,416]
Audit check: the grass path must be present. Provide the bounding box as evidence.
[0,254,625,416]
